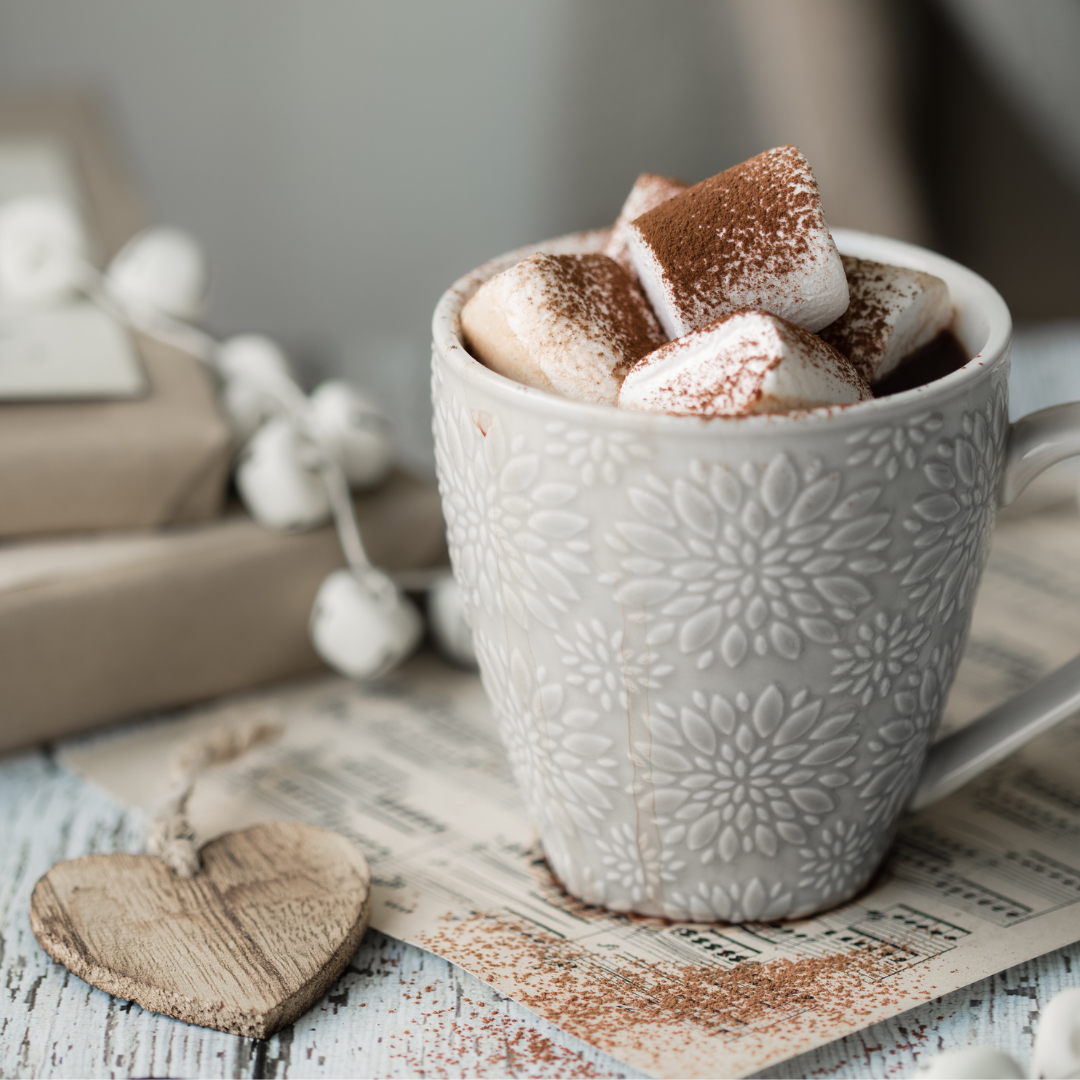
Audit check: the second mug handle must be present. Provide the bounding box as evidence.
[909,400,1080,810]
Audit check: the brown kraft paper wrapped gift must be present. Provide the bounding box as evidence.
[0,471,448,755]
[0,93,231,537]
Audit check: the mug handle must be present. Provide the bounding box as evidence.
[909,400,1080,810]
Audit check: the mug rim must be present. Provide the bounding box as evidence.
[431,227,1013,433]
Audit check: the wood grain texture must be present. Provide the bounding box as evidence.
[2,748,1075,1078]
[29,822,371,1039]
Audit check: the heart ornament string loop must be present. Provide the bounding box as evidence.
[30,716,371,1037]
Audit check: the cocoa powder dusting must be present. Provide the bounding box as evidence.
[373,967,608,1077]
[606,173,690,271]
[632,146,824,317]
[774,316,869,392]
[537,253,666,373]
[818,256,894,378]
[624,309,868,418]
[419,910,913,1071]
[645,330,781,417]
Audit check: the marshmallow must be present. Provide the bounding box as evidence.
[0,196,88,308]
[427,572,477,669]
[310,568,423,680]
[627,146,849,338]
[461,252,666,406]
[235,415,331,530]
[106,226,208,321]
[604,173,688,274]
[618,309,870,417]
[915,1047,1023,1079]
[1033,987,1080,1079]
[309,379,393,490]
[819,256,953,384]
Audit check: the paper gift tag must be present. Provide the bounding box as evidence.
[29,821,371,1038]
[0,138,144,400]
[0,302,145,399]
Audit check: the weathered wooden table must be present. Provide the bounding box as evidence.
[2,745,1074,1079]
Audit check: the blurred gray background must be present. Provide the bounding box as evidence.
[1,0,1078,475]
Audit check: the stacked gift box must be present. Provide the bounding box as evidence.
[0,96,447,755]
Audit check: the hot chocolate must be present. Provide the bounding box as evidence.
[460,147,967,416]
[619,308,871,417]
[871,328,969,397]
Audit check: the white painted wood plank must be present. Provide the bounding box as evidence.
[756,944,1078,1078]
[270,929,646,1078]
[2,748,1073,1079]
[0,751,643,1079]
[0,752,255,1080]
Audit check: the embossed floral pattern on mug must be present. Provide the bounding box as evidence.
[857,632,965,828]
[892,391,1008,624]
[638,686,859,863]
[601,454,891,669]
[432,233,1015,922]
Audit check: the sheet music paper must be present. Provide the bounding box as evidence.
[62,508,1080,1078]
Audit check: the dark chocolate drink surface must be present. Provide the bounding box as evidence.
[872,330,969,398]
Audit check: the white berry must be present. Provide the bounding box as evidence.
[106,226,208,321]
[216,335,297,442]
[309,379,393,490]
[309,568,422,680]
[0,196,88,307]
[427,572,476,668]
[235,415,330,530]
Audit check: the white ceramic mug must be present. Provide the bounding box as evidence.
[431,228,1080,922]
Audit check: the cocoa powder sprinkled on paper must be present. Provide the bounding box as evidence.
[419,910,912,1069]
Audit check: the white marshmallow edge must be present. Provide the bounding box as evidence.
[460,252,664,406]
[627,217,849,340]
[625,146,850,338]
[618,310,870,418]
[819,256,953,383]
[603,172,688,274]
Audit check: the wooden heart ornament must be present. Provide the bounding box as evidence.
[30,821,371,1038]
